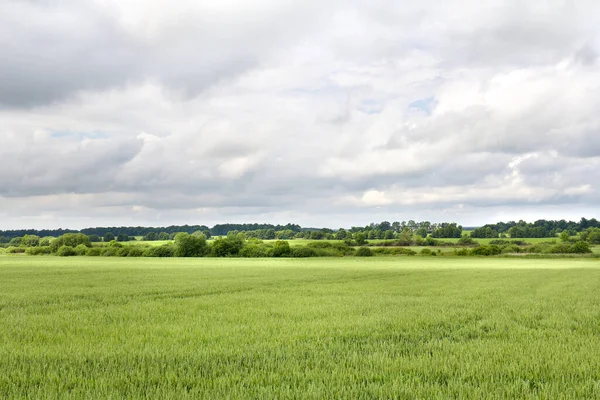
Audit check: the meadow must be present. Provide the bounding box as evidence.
[1,257,600,399]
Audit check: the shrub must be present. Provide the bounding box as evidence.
[424,236,438,246]
[469,245,502,256]
[310,247,345,257]
[101,247,119,257]
[372,248,417,256]
[39,237,53,246]
[420,248,433,256]
[306,242,333,249]
[501,244,522,254]
[291,246,318,258]
[21,235,40,247]
[239,244,271,258]
[56,245,76,257]
[143,244,175,258]
[174,232,207,257]
[210,236,244,257]
[25,246,52,255]
[116,247,132,257]
[454,248,469,256]
[86,247,103,257]
[126,247,146,257]
[457,235,478,246]
[6,246,26,254]
[50,234,91,253]
[331,242,355,256]
[74,244,89,256]
[9,237,23,247]
[569,241,592,254]
[272,241,292,257]
[355,247,373,257]
[489,239,530,246]
[344,239,357,246]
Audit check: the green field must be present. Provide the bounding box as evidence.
[1,257,600,398]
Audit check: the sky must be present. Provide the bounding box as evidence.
[1,0,600,230]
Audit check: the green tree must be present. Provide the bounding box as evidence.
[56,245,76,257]
[211,235,245,257]
[50,234,91,253]
[415,227,428,238]
[39,237,53,246]
[21,235,40,247]
[104,232,115,242]
[354,232,366,246]
[158,232,170,240]
[397,228,413,246]
[272,241,291,257]
[174,232,207,257]
[144,232,159,241]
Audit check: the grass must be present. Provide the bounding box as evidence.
[1,257,600,398]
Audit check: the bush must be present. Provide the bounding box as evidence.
[310,247,345,257]
[143,244,175,258]
[39,237,53,247]
[454,248,469,256]
[210,236,244,257]
[56,245,76,257]
[25,246,52,255]
[116,247,132,257]
[9,237,23,247]
[50,233,91,253]
[490,239,530,246]
[457,235,478,246]
[420,248,433,256]
[306,242,333,249]
[469,245,502,256]
[372,248,417,256]
[424,236,438,246]
[272,241,292,257]
[331,242,355,256]
[21,235,40,247]
[86,247,103,257]
[355,247,373,257]
[126,247,146,257]
[292,246,318,258]
[6,246,26,254]
[101,247,119,257]
[239,244,271,258]
[74,244,89,256]
[569,241,592,254]
[501,244,522,254]
[174,232,207,257]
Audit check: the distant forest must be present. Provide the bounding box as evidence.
[470,218,600,238]
[0,218,598,242]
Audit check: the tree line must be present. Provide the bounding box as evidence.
[4,229,596,258]
[1,218,599,243]
[471,218,600,238]
[0,221,463,242]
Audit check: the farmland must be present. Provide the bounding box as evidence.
[1,257,600,398]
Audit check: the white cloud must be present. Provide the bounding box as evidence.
[1,0,600,229]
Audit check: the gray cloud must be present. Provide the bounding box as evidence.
[1,0,600,229]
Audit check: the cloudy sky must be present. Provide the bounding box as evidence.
[1,0,600,229]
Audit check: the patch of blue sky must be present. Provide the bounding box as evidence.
[408,96,436,115]
[356,98,385,114]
